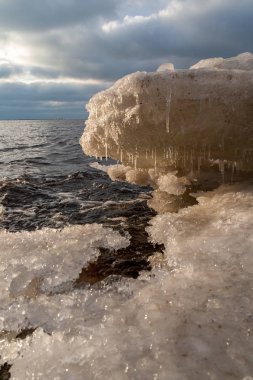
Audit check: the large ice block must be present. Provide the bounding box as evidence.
[80,53,253,179]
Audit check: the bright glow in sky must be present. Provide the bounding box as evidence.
[0,0,252,119]
[1,43,29,65]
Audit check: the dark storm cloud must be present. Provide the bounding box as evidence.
[28,67,61,80]
[0,81,106,102]
[0,81,108,119]
[0,63,23,78]
[0,0,118,31]
[18,0,253,82]
[91,0,253,68]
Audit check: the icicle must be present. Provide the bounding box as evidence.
[134,92,139,105]
[169,147,172,161]
[199,98,202,115]
[231,161,236,183]
[151,149,154,159]
[172,147,175,163]
[146,150,148,160]
[166,89,172,133]
[219,159,225,183]
[203,145,206,162]
[120,149,123,163]
[105,143,108,161]
[134,156,137,170]
[197,156,201,173]
[175,147,178,165]
[190,150,194,175]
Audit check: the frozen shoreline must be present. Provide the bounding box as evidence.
[0,183,253,379]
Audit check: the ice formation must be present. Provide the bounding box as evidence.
[0,224,130,302]
[80,53,253,190]
[1,184,253,379]
[190,51,253,71]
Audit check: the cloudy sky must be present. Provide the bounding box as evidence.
[0,0,252,119]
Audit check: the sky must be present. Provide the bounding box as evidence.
[0,0,252,119]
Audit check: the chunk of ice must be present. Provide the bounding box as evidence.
[80,53,253,190]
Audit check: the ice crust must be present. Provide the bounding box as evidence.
[1,185,253,379]
[0,224,129,302]
[80,53,253,189]
[190,52,253,71]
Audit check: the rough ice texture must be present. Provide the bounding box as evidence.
[80,53,253,184]
[0,224,129,303]
[1,184,253,379]
[190,52,253,71]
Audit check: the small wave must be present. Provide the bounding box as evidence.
[0,171,152,232]
[0,143,49,153]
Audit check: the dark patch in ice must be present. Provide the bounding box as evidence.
[16,328,37,340]
[75,208,164,285]
[0,363,11,380]
[0,327,36,342]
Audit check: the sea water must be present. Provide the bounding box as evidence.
[0,120,90,179]
[0,120,253,380]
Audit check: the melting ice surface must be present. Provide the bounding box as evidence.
[1,55,253,379]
